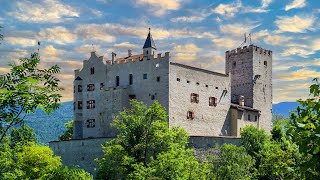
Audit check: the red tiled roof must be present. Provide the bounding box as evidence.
[116,54,144,63]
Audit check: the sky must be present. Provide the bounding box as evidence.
[0,0,319,103]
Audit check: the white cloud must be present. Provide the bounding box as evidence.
[173,43,202,53]
[8,0,79,23]
[220,23,260,37]
[5,37,37,47]
[281,47,314,58]
[279,69,320,81]
[135,0,182,16]
[212,38,237,49]
[42,45,65,57]
[171,15,206,23]
[114,42,138,49]
[285,0,306,11]
[212,1,241,18]
[275,15,315,33]
[312,39,320,51]
[76,24,115,42]
[261,0,273,8]
[38,26,77,44]
[264,35,290,45]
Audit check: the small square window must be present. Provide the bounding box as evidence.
[187,111,195,119]
[191,93,199,103]
[87,84,95,91]
[129,94,136,100]
[143,74,148,79]
[177,78,180,82]
[209,97,217,107]
[100,83,104,90]
[196,82,199,85]
[86,119,95,128]
[216,87,218,90]
[151,95,155,100]
[205,85,208,87]
[87,100,95,109]
[78,85,82,92]
[156,76,160,82]
[187,80,190,83]
[78,101,83,109]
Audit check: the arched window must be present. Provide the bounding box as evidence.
[264,61,267,66]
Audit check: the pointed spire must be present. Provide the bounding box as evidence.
[143,28,156,50]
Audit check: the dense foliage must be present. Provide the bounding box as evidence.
[95,100,211,179]
[287,78,320,178]
[0,52,63,142]
[59,120,74,141]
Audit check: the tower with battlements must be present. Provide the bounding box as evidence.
[225,45,273,133]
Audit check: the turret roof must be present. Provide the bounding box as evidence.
[143,28,156,50]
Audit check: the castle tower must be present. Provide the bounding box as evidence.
[143,28,157,58]
[225,45,273,132]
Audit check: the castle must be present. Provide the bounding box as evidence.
[72,29,273,139]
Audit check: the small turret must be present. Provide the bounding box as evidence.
[143,28,157,58]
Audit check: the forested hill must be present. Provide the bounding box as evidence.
[25,101,298,144]
[24,101,73,144]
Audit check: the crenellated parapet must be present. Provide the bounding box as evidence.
[225,45,272,57]
[105,52,170,65]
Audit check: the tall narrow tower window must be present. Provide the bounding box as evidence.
[264,61,267,66]
[90,67,94,74]
[129,74,133,85]
[116,76,120,86]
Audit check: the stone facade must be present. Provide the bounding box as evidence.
[72,30,272,139]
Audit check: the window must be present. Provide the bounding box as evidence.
[209,97,217,107]
[156,76,160,82]
[187,111,195,120]
[191,93,199,103]
[129,94,136,100]
[100,83,104,90]
[129,74,133,85]
[196,82,199,85]
[78,101,82,109]
[90,67,94,74]
[78,85,82,92]
[151,95,155,100]
[248,114,251,121]
[86,119,95,128]
[264,61,267,66]
[216,87,218,90]
[177,78,180,82]
[255,115,258,121]
[187,80,190,83]
[232,61,236,68]
[143,74,147,79]
[205,84,208,87]
[116,76,120,86]
[87,84,95,91]
[87,100,95,109]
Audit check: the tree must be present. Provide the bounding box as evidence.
[212,144,255,180]
[287,78,320,178]
[44,166,92,180]
[10,123,36,147]
[0,52,62,142]
[96,100,209,179]
[59,120,74,141]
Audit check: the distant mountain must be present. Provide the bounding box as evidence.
[23,101,299,144]
[24,101,73,144]
[272,102,299,118]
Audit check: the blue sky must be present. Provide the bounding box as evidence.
[0,0,319,103]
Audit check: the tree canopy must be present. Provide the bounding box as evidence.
[0,52,63,142]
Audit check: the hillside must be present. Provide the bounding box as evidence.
[24,101,73,144]
[24,101,299,144]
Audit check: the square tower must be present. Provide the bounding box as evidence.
[225,45,272,132]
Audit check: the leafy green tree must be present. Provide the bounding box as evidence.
[0,52,62,142]
[211,144,255,180]
[10,123,36,147]
[96,100,209,179]
[287,78,320,178]
[59,120,74,141]
[44,166,92,180]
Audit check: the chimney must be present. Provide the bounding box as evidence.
[239,95,244,106]
[128,49,132,57]
[111,52,116,64]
